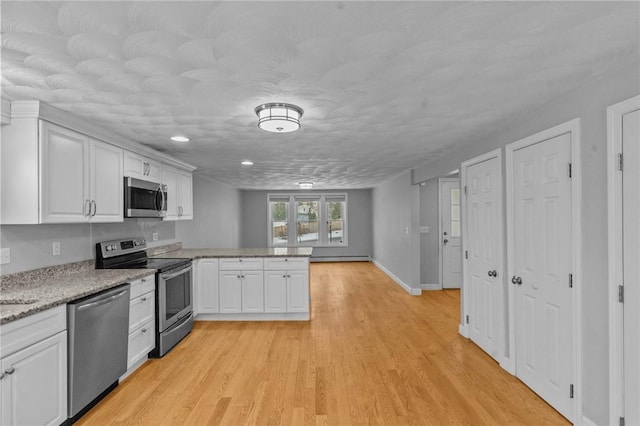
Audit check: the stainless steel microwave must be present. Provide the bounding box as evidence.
[124,177,167,218]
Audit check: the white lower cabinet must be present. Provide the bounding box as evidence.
[0,305,67,426]
[218,271,243,313]
[196,256,310,320]
[124,275,155,375]
[218,270,264,313]
[195,259,219,314]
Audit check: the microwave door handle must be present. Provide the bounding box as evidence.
[155,185,165,215]
[161,265,192,280]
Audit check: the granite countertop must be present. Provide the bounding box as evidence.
[0,261,155,325]
[150,247,314,259]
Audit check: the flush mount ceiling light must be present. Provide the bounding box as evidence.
[298,182,313,190]
[255,103,304,133]
[171,135,189,142]
[241,160,254,166]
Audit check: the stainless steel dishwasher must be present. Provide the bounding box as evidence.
[67,284,130,422]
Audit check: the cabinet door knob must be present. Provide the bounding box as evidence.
[141,297,147,302]
[141,328,147,333]
[4,367,15,375]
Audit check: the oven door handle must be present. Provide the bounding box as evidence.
[161,265,192,280]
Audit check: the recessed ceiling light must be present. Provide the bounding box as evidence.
[171,136,189,142]
[298,182,313,190]
[241,160,254,166]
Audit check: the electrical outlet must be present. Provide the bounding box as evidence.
[0,248,10,265]
[52,242,61,256]
[152,232,159,241]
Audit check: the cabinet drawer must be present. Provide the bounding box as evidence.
[127,319,155,369]
[264,257,309,271]
[129,291,155,332]
[129,274,155,299]
[0,305,66,358]
[219,257,263,271]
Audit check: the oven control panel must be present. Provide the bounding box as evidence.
[97,238,147,258]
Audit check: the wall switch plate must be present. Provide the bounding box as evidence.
[152,232,159,241]
[52,242,61,256]
[0,248,10,265]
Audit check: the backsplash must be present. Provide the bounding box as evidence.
[0,219,175,275]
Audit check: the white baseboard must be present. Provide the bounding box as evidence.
[580,415,597,426]
[372,259,422,295]
[311,256,371,262]
[195,312,310,321]
[458,323,468,338]
[500,357,516,376]
[421,283,441,291]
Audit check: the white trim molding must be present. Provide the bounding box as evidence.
[421,283,441,291]
[607,95,640,426]
[373,259,422,296]
[505,118,583,423]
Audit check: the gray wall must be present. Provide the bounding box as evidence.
[371,170,416,286]
[240,189,372,259]
[0,174,240,275]
[176,174,241,248]
[0,219,175,275]
[411,59,640,424]
[419,178,439,285]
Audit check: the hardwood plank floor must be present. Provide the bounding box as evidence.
[77,262,569,425]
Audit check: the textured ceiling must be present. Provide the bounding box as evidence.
[2,1,639,189]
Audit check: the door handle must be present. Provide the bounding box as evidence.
[488,270,497,277]
[443,239,449,244]
[511,276,522,285]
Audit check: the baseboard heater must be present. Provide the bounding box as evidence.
[310,256,371,263]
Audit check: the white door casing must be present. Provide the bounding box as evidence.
[439,178,462,289]
[506,119,582,423]
[461,151,503,362]
[608,95,640,426]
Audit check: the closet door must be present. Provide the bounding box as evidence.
[507,121,578,422]
[461,149,503,362]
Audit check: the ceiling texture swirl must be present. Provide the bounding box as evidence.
[1,1,639,189]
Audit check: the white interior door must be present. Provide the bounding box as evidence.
[440,179,461,289]
[465,155,502,360]
[511,132,574,421]
[623,107,640,424]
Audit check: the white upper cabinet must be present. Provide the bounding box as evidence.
[124,151,161,183]
[89,140,124,222]
[162,165,193,221]
[39,122,89,222]
[39,122,123,223]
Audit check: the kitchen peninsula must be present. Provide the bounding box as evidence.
[151,246,313,321]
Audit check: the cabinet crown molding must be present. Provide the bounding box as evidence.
[9,100,196,172]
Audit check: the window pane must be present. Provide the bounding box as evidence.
[270,201,288,245]
[450,187,460,237]
[327,201,345,244]
[296,200,319,244]
[451,220,460,237]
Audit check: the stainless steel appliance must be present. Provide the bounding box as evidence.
[95,238,193,358]
[67,284,130,423]
[124,176,167,218]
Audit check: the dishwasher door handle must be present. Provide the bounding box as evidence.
[77,289,129,311]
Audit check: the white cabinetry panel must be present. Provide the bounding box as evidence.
[124,151,161,183]
[195,259,219,314]
[219,271,242,313]
[241,271,264,313]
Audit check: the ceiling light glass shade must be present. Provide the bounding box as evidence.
[298,182,313,190]
[255,103,303,133]
[241,160,254,165]
[170,135,189,142]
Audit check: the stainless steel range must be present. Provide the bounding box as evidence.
[95,238,193,357]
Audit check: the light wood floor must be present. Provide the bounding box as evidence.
[78,262,569,425]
